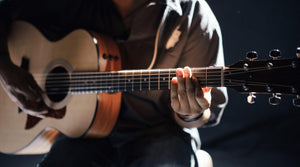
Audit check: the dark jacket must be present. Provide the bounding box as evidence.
[0,0,227,147]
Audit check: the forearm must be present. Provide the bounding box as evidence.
[0,1,14,67]
[0,24,13,74]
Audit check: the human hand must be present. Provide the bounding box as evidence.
[0,62,47,118]
[171,67,210,122]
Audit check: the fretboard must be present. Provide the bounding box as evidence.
[68,67,225,94]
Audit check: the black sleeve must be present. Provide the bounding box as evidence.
[0,0,15,58]
[178,0,228,127]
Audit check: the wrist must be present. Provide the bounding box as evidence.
[0,57,14,76]
[176,112,203,122]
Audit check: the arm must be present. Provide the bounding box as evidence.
[170,0,227,128]
[0,1,47,118]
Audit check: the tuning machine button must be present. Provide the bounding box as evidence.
[293,95,300,107]
[246,51,258,61]
[269,49,281,60]
[269,93,281,105]
[247,93,256,104]
[296,47,300,58]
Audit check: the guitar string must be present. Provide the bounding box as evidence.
[22,64,295,94]
[44,79,293,94]
[40,78,294,92]
[44,84,288,95]
[32,67,226,77]
[30,65,267,78]
[32,64,290,81]
[32,65,286,83]
[38,65,292,88]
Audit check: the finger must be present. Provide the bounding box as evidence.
[25,75,43,101]
[194,77,210,110]
[11,90,27,107]
[13,81,40,102]
[170,77,180,111]
[176,68,189,111]
[12,89,47,113]
[24,109,46,119]
[185,72,202,114]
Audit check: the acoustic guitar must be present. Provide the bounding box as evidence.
[0,21,299,154]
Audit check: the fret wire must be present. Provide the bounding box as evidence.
[148,70,150,90]
[132,72,134,92]
[168,69,171,90]
[118,71,120,92]
[133,73,140,91]
[158,69,160,90]
[139,70,142,91]
[221,67,224,87]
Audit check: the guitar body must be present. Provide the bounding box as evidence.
[0,21,121,154]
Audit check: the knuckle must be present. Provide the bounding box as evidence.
[199,100,209,110]
[186,87,194,95]
[195,92,204,99]
[178,90,187,97]
[171,94,178,101]
[191,103,201,112]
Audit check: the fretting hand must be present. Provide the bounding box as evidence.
[170,66,211,128]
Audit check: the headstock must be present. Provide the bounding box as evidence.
[225,48,300,107]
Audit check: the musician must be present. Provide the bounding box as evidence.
[0,0,227,166]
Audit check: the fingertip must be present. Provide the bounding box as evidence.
[40,110,48,115]
[176,68,184,77]
[171,77,178,84]
[183,66,192,78]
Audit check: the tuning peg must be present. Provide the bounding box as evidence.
[296,47,300,58]
[246,51,258,61]
[269,49,281,60]
[293,95,300,107]
[269,93,281,105]
[247,93,256,104]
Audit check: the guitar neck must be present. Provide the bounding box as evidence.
[68,67,225,94]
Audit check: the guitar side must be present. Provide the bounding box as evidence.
[0,21,121,154]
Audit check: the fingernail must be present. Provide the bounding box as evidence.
[40,111,48,115]
[171,77,178,84]
[36,114,46,119]
[176,69,183,77]
[184,66,192,78]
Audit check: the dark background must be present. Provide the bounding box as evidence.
[200,0,300,167]
[1,0,300,166]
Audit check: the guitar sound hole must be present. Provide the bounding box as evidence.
[45,66,70,102]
